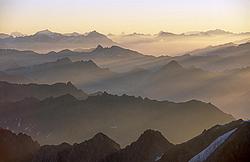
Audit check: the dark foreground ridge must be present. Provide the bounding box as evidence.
[0,120,249,162]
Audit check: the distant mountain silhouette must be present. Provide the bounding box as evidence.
[0,128,39,162]
[101,129,173,162]
[33,133,120,162]
[0,89,233,146]
[0,45,152,72]
[0,81,87,102]
[1,29,249,55]
[189,29,233,36]
[157,31,178,37]
[0,30,117,53]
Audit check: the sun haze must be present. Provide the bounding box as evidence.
[0,0,249,35]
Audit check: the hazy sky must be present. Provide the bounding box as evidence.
[0,0,249,34]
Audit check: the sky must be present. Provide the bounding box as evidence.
[0,0,249,35]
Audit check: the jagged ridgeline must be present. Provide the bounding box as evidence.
[0,120,249,162]
[0,81,233,147]
[1,42,250,119]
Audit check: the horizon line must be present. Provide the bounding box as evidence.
[2,28,250,36]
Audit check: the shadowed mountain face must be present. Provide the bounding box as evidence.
[32,133,120,162]
[205,122,250,162]
[159,120,250,162]
[101,130,173,162]
[0,81,87,102]
[0,84,234,146]
[0,120,249,162]
[158,120,244,162]
[0,128,40,162]
[0,30,117,53]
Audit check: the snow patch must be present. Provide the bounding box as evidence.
[155,154,163,161]
[189,128,237,162]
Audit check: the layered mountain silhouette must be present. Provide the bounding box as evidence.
[1,42,250,72]
[0,30,117,52]
[0,45,153,72]
[0,82,233,146]
[1,28,245,55]
[0,42,249,71]
[0,81,87,102]
[6,58,114,87]
[0,120,249,162]
[70,60,250,119]
[1,44,250,118]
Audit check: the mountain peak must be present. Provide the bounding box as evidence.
[93,132,110,140]
[102,129,173,162]
[86,31,105,38]
[138,129,171,144]
[88,132,121,150]
[92,45,104,52]
[158,31,176,37]
[35,29,54,35]
[161,60,183,71]
[96,44,104,50]
[204,29,232,35]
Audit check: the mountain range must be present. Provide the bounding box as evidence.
[0,30,117,53]
[1,120,249,162]
[1,29,250,55]
[1,43,250,118]
[6,58,114,87]
[109,29,250,55]
[0,81,233,146]
[0,81,87,102]
[1,42,250,73]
